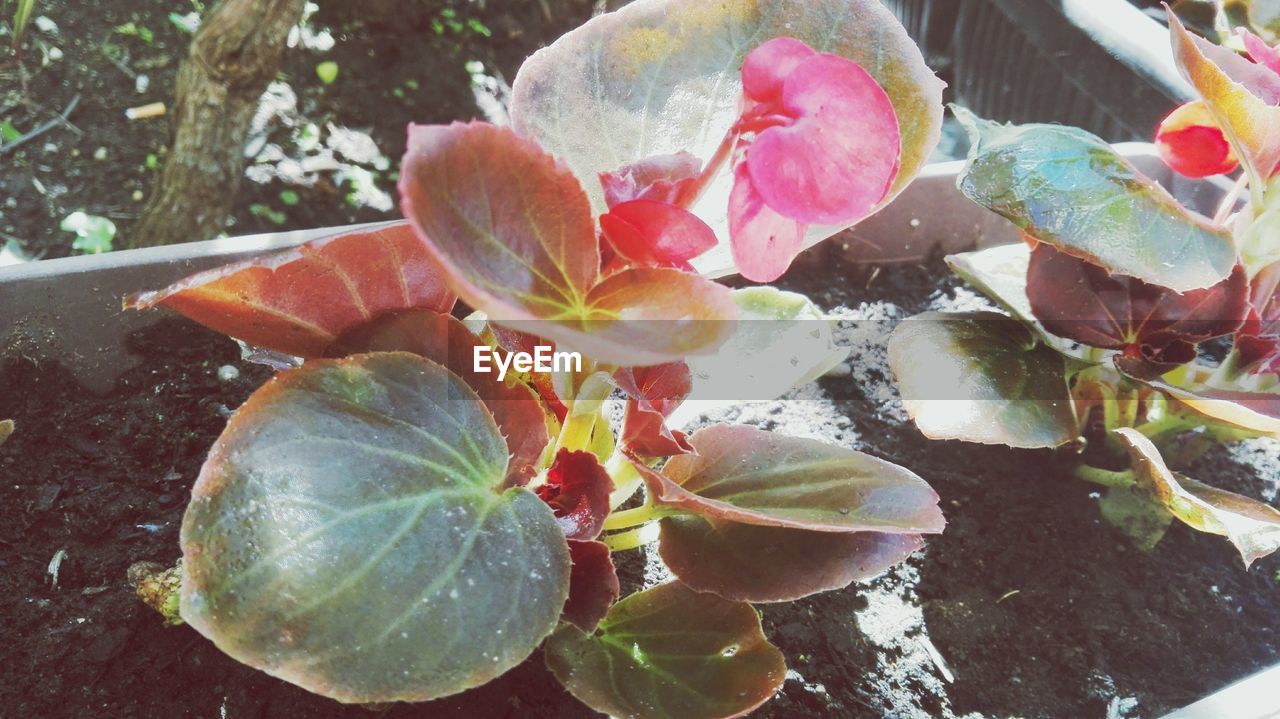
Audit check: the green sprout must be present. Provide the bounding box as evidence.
[316,60,338,85]
[60,211,116,254]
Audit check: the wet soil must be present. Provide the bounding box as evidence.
[3,251,1278,718]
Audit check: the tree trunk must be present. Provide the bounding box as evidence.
[128,0,306,249]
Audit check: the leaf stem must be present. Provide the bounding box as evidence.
[1074,465,1136,488]
[601,524,660,552]
[603,502,676,531]
[1214,172,1250,225]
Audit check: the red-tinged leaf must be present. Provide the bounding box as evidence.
[1242,28,1280,77]
[562,540,619,634]
[1170,12,1280,182]
[599,200,717,271]
[1156,101,1240,177]
[728,163,806,283]
[127,222,456,358]
[659,515,922,603]
[399,122,737,365]
[1026,243,1248,360]
[180,352,570,703]
[599,152,701,208]
[399,122,598,319]
[615,362,694,457]
[328,310,550,487]
[1117,427,1280,566]
[537,449,614,540]
[544,582,786,719]
[636,424,944,534]
[486,323,570,421]
[741,42,901,227]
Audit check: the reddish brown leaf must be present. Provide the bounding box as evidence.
[127,222,456,357]
[659,515,922,603]
[1027,243,1248,372]
[537,449,615,540]
[634,424,944,534]
[562,540,620,634]
[399,122,737,366]
[615,362,694,457]
[329,310,550,487]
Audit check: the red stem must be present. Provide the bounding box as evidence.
[675,123,740,209]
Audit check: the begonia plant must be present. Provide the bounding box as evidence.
[889,10,1280,566]
[124,0,948,715]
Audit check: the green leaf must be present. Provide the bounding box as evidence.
[179,353,571,703]
[329,310,552,488]
[888,311,1079,449]
[1147,379,1280,437]
[545,582,786,719]
[509,0,944,277]
[683,287,846,404]
[659,515,922,602]
[638,424,945,533]
[1117,427,1280,567]
[60,211,117,255]
[316,61,339,85]
[1098,485,1175,552]
[945,243,1084,358]
[1169,11,1280,187]
[399,122,737,366]
[953,107,1235,292]
[0,119,21,143]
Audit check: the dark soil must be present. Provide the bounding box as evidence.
[0,0,595,259]
[3,251,1279,718]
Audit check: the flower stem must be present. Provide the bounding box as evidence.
[1074,465,1136,488]
[603,502,676,531]
[1214,172,1250,225]
[601,524,660,552]
[675,123,738,209]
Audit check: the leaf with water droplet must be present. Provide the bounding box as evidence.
[545,582,785,719]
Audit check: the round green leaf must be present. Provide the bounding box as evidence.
[545,582,786,719]
[953,107,1235,292]
[888,311,1078,449]
[510,0,944,277]
[180,352,571,703]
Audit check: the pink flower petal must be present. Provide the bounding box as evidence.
[599,152,702,208]
[741,36,817,105]
[599,199,717,270]
[728,164,806,282]
[746,53,901,226]
[1241,29,1280,77]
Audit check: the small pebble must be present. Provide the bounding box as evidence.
[217,365,240,382]
[135,74,150,94]
[34,16,58,34]
[93,147,108,161]
[132,190,144,201]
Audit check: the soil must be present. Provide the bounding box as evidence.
[3,250,1279,718]
[0,0,596,260]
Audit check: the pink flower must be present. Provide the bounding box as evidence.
[729,37,901,281]
[1240,29,1280,77]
